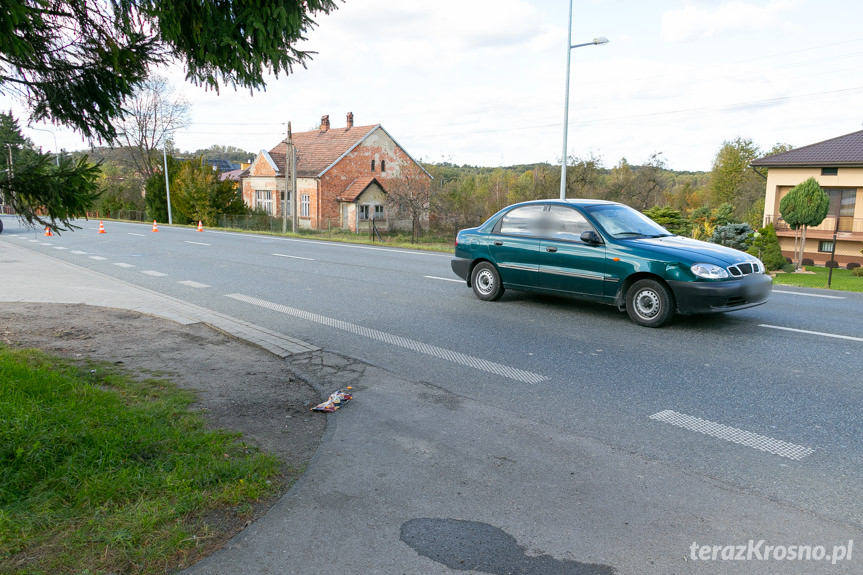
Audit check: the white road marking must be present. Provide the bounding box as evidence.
[185,241,211,246]
[128,233,145,237]
[226,293,549,384]
[178,280,210,288]
[88,256,107,261]
[273,253,315,261]
[28,239,40,243]
[425,275,462,283]
[71,250,87,254]
[142,270,168,277]
[759,324,863,342]
[772,289,845,299]
[650,410,814,460]
[113,262,135,268]
[53,246,68,250]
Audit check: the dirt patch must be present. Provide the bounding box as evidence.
[0,302,327,561]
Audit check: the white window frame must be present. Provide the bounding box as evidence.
[300,194,310,218]
[255,189,273,215]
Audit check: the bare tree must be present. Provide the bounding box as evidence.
[385,166,432,243]
[113,76,190,179]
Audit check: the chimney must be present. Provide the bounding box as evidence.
[346,112,354,130]
[320,115,330,132]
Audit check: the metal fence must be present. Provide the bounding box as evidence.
[218,214,291,233]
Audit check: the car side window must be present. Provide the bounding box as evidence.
[545,206,593,241]
[498,205,546,235]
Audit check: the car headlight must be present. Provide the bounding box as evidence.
[691,263,729,279]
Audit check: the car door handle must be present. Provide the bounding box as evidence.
[493,241,503,246]
[546,246,558,253]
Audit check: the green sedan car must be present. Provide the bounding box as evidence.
[451,199,772,327]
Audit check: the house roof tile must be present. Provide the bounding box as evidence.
[268,124,379,177]
[751,130,863,167]
[337,176,384,202]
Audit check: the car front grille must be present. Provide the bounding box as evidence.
[728,262,759,277]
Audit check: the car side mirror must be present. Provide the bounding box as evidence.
[580,230,603,244]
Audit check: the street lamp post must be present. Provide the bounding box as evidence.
[560,1,608,199]
[29,126,60,166]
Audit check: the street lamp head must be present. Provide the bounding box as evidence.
[593,37,609,45]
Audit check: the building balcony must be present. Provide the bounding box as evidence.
[765,214,863,240]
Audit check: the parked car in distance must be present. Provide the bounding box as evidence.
[451,199,772,327]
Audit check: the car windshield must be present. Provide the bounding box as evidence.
[584,204,673,239]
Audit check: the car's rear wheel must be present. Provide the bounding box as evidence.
[471,262,504,301]
[626,279,674,327]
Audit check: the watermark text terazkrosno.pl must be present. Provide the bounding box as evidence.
[690,540,853,564]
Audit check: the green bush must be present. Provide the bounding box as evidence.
[781,263,796,273]
[747,223,786,271]
[854,267,863,277]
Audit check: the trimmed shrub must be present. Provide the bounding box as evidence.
[847,262,861,270]
[785,256,792,264]
[853,266,863,277]
[825,260,840,268]
[781,263,796,273]
[802,258,815,267]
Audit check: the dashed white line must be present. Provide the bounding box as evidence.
[113,262,135,268]
[650,410,814,460]
[53,246,69,250]
[772,289,845,299]
[273,253,315,261]
[178,280,210,288]
[142,270,168,277]
[88,256,107,261]
[226,293,548,384]
[128,233,145,237]
[71,250,87,254]
[759,324,863,342]
[425,275,463,283]
[185,241,211,246]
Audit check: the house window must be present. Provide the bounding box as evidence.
[821,167,838,176]
[819,241,834,253]
[826,188,857,232]
[374,205,384,219]
[371,159,375,171]
[300,194,310,217]
[255,190,273,214]
[381,160,386,172]
[358,205,370,221]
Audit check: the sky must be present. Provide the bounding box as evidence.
[6,0,863,172]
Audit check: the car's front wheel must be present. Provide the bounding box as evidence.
[471,262,504,301]
[625,279,674,327]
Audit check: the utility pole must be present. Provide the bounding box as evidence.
[163,142,173,225]
[289,123,298,233]
[281,122,293,234]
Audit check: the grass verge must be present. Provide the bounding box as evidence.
[0,347,282,574]
[771,266,863,292]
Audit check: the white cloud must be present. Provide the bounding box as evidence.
[661,0,799,43]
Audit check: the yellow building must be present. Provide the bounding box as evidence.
[753,130,863,266]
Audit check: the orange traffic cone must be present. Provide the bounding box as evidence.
[98,221,106,234]
[44,227,53,237]
[196,221,204,232]
[152,220,159,232]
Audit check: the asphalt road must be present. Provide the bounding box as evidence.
[6,217,863,533]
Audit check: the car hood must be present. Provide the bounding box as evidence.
[625,235,756,265]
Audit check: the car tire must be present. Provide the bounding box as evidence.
[0,218,3,234]
[471,262,504,301]
[625,279,674,327]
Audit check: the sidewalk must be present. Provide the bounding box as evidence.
[2,230,860,575]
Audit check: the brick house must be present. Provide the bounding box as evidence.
[240,113,431,232]
[753,130,863,266]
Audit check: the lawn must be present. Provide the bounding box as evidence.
[0,347,282,574]
[771,266,863,292]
